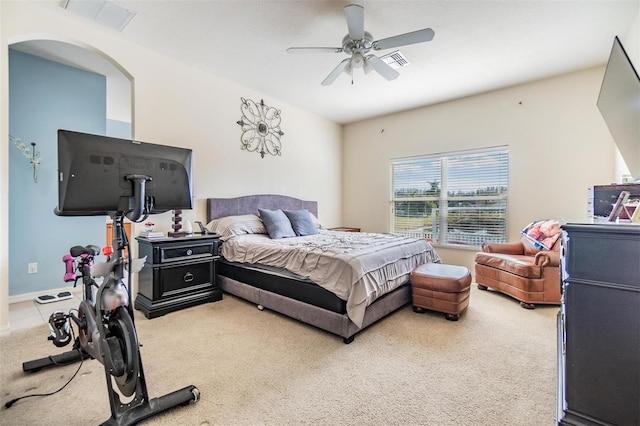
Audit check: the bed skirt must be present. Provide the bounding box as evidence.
[218,275,412,344]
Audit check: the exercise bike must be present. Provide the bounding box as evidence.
[20,176,200,425]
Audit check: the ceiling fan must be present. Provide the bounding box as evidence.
[287,4,435,86]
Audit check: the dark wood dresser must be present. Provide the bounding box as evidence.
[557,223,640,425]
[135,234,222,319]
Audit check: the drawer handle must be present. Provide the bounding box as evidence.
[184,272,194,283]
[186,249,193,256]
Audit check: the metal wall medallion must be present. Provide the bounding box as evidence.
[236,98,284,158]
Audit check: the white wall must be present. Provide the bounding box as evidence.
[342,7,640,275]
[125,47,343,232]
[614,9,640,179]
[342,66,619,272]
[0,1,342,334]
[624,12,640,73]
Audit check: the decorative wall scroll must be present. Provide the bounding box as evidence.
[236,98,284,158]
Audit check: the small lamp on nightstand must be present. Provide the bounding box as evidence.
[168,210,186,237]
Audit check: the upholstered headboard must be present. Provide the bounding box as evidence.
[207,194,318,223]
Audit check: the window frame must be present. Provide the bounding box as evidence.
[390,146,509,250]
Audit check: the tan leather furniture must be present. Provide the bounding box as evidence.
[474,235,561,309]
[410,263,471,321]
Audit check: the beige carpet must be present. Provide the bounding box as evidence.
[0,286,559,426]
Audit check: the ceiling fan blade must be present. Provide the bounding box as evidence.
[365,55,399,81]
[321,58,351,86]
[286,47,343,54]
[373,28,435,50]
[344,4,365,40]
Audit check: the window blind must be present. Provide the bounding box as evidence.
[391,147,509,248]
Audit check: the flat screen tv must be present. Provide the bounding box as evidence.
[597,36,640,180]
[56,130,193,219]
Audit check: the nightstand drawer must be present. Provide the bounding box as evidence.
[159,241,216,263]
[156,259,215,299]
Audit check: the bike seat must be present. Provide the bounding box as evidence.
[70,245,101,258]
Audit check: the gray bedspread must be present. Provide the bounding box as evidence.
[221,230,441,327]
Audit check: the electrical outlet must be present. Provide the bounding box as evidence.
[28,263,38,274]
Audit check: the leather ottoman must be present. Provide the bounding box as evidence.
[410,263,471,321]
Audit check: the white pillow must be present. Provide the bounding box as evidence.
[309,212,323,229]
[206,214,267,240]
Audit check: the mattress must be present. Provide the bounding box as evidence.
[218,260,347,314]
[221,230,441,327]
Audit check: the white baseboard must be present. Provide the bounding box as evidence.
[9,285,83,305]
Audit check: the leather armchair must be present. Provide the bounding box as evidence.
[474,235,561,309]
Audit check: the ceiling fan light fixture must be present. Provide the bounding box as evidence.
[351,52,365,69]
[343,60,352,75]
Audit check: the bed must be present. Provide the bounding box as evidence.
[207,194,441,343]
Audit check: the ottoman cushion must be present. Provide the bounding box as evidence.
[411,263,471,292]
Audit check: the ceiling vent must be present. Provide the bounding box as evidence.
[380,51,410,69]
[64,0,136,32]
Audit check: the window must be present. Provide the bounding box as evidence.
[391,147,509,248]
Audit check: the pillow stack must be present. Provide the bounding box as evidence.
[259,208,318,239]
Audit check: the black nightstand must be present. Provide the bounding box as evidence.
[135,234,222,319]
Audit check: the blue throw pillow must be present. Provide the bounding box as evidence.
[284,209,318,236]
[258,208,296,239]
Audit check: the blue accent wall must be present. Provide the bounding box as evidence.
[107,119,132,139]
[9,49,107,296]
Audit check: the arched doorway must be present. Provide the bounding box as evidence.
[4,37,133,332]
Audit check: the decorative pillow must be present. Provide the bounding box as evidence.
[206,214,267,241]
[521,220,561,251]
[284,209,318,236]
[258,208,296,239]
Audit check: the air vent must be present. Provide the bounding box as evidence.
[380,51,410,69]
[64,0,136,32]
